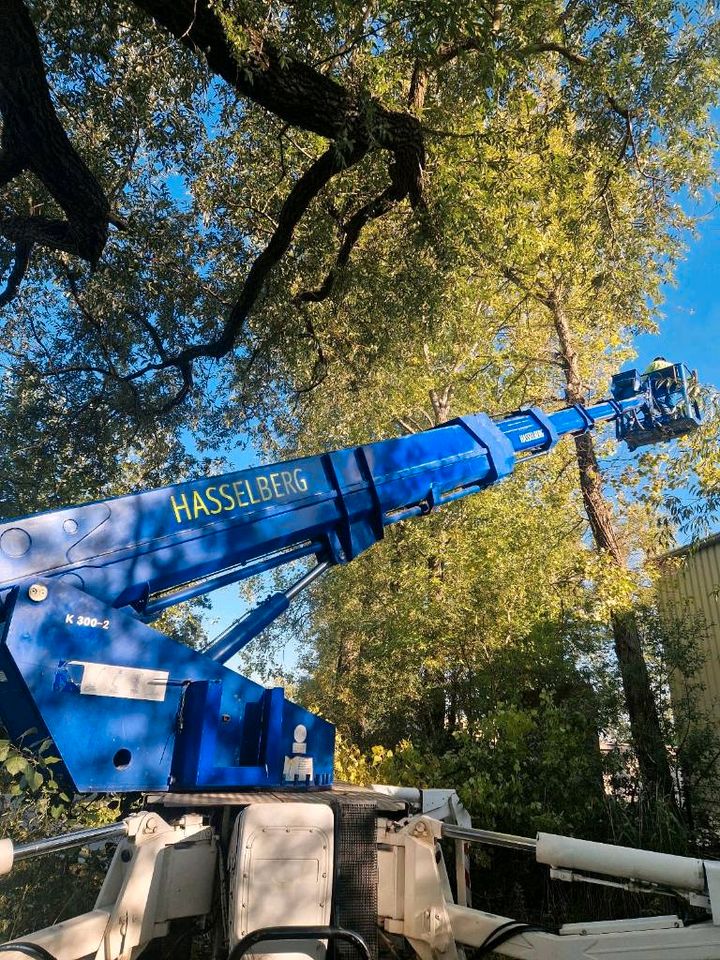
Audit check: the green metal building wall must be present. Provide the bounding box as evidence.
[658,532,720,724]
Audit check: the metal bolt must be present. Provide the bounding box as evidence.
[28,583,48,603]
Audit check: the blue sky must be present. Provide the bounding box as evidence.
[634,207,720,386]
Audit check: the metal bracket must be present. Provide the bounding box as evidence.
[705,860,720,925]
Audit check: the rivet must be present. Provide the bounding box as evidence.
[28,583,48,603]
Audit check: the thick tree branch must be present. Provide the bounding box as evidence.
[50,148,350,412]
[296,183,404,304]
[408,60,429,114]
[133,0,425,207]
[0,240,31,309]
[120,146,352,409]
[0,140,25,189]
[98,0,431,404]
[0,0,112,265]
[0,215,92,256]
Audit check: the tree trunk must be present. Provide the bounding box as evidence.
[418,383,459,749]
[551,293,676,801]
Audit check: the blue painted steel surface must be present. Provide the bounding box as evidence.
[0,579,334,792]
[0,373,699,794]
[0,396,645,613]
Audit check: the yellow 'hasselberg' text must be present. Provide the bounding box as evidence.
[170,468,309,523]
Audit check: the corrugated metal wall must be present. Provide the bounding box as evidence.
[658,534,720,724]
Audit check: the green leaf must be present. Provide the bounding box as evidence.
[26,769,44,791]
[4,755,27,777]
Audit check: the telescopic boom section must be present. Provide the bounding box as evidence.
[0,366,700,794]
[0,373,693,654]
[0,398,627,609]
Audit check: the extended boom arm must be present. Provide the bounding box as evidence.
[0,363,700,794]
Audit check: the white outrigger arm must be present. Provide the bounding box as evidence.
[1,788,719,960]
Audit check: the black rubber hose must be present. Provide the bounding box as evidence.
[0,943,58,960]
[476,920,549,957]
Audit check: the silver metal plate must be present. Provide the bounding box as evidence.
[76,661,169,702]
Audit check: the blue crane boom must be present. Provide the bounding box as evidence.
[0,363,701,795]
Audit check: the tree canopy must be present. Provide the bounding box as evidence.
[2,1,719,427]
[2,3,720,918]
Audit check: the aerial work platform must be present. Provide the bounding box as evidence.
[612,362,702,451]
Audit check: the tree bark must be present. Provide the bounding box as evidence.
[131,0,425,206]
[550,292,676,801]
[0,0,110,264]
